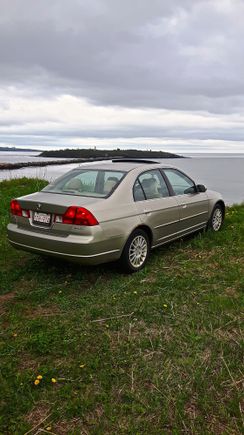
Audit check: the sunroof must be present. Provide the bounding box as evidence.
[112,158,159,164]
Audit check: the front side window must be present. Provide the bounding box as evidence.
[164,169,195,195]
[134,169,169,201]
[42,169,125,197]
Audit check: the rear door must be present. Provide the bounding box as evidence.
[133,169,180,246]
[163,168,209,231]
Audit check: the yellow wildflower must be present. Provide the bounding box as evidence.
[51,378,57,383]
[34,379,40,386]
[163,304,168,308]
[79,364,85,368]
[37,375,43,380]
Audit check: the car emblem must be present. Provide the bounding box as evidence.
[37,203,42,210]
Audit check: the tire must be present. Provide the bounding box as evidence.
[119,229,150,273]
[208,204,224,232]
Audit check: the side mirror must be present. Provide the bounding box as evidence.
[184,186,196,194]
[196,184,207,193]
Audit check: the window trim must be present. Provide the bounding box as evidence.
[133,178,146,202]
[159,168,175,196]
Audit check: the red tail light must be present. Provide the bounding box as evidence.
[10,199,22,216]
[55,206,98,226]
[10,199,30,218]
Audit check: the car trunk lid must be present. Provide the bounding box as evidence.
[17,191,102,214]
[13,191,102,234]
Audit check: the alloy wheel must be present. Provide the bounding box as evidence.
[128,235,148,268]
[212,207,223,231]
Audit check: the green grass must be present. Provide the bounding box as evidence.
[0,178,243,434]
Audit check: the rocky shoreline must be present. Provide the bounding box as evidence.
[0,158,102,171]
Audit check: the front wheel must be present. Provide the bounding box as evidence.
[208,204,224,232]
[119,229,150,273]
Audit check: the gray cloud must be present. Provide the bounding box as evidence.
[2,124,244,142]
[1,0,244,112]
[1,0,244,151]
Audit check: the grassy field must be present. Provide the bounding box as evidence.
[0,178,243,434]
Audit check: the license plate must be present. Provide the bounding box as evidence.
[33,212,51,225]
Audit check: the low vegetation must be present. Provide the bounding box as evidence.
[0,178,243,434]
[39,148,181,159]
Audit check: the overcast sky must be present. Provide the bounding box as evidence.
[1,0,244,153]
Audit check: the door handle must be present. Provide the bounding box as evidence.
[144,209,151,214]
[182,204,187,209]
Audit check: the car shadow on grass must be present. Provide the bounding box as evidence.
[28,228,208,278]
[36,254,119,277]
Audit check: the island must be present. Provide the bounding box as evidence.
[40,148,182,159]
[0,148,183,170]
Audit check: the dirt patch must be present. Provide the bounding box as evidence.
[184,396,200,420]
[225,287,239,298]
[24,304,62,319]
[200,347,212,363]
[0,291,16,314]
[25,403,51,429]
[0,291,16,303]
[84,404,104,426]
[0,319,10,330]
[53,418,83,434]
[206,417,234,435]
[214,328,242,344]
[140,276,157,284]
[18,353,41,371]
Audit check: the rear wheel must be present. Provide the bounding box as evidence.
[120,229,150,273]
[208,204,224,232]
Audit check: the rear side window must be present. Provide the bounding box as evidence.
[134,169,169,201]
[42,169,125,197]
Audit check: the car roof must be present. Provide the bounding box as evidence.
[72,159,174,173]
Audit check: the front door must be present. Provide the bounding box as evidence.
[163,168,209,232]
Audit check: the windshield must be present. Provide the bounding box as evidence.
[42,169,126,197]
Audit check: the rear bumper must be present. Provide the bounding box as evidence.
[7,223,123,265]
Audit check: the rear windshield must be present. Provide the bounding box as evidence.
[42,169,126,198]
